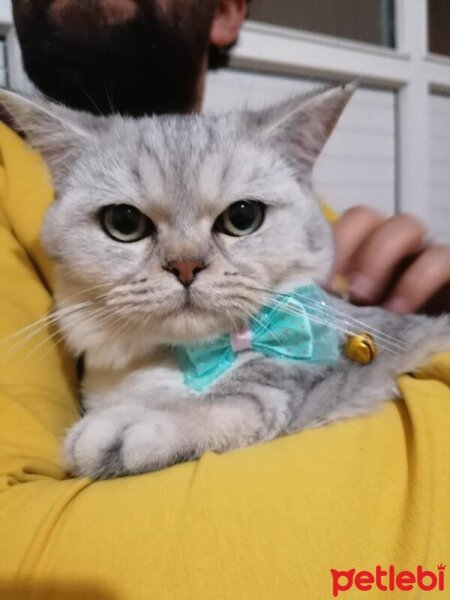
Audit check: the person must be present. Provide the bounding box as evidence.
[12,0,450,314]
[0,2,449,599]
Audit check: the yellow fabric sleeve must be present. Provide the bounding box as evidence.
[319,197,339,223]
[0,123,449,600]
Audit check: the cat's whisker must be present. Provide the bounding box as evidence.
[0,301,121,366]
[269,300,396,356]
[88,301,147,337]
[108,302,179,322]
[288,297,406,352]
[0,279,115,350]
[24,303,136,367]
[78,306,134,344]
[271,301,399,352]
[56,281,116,304]
[291,290,408,349]
[237,304,291,348]
[35,325,74,366]
[83,306,122,332]
[102,308,140,338]
[0,301,93,349]
[80,86,105,117]
[233,293,383,354]
[20,320,75,364]
[18,305,114,364]
[226,311,241,335]
[267,299,400,356]
[247,284,408,351]
[103,82,115,115]
[141,310,155,334]
[103,287,175,307]
[0,303,98,363]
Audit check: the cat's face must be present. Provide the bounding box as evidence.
[0,86,354,367]
[41,113,333,345]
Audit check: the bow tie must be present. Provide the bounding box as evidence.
[175,284,339,392]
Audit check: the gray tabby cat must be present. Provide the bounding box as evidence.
[1,85,449,479]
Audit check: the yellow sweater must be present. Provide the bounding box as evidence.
[0,123,449,600]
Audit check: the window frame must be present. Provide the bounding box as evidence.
[1,0,450,222]
[0,3,29,91]
[231,0,450,221]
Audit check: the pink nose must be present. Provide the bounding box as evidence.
[166,259,206,287]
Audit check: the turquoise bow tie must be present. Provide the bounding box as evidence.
[175,284,339,392]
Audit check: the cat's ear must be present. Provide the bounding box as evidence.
[0,89,92,187]
[252,83,356,169]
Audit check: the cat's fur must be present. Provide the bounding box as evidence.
[1,85,449,479]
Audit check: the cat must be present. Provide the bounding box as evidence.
[1,84,449,480]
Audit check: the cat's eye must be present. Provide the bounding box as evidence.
[215,200,265,237]
[100,204,155,243]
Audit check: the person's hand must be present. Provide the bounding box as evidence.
[325,206,450,315]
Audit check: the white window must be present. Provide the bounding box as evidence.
[0,38,6,87]
[204,0,450,241]
[0,0,12,87]
[430,94,450,242]
[204,70,396,216]
[0,0,449,240]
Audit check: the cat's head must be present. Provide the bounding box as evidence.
[0,85,354,368]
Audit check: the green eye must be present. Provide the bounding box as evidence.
[100,204,155,243]
[215,200,265,237]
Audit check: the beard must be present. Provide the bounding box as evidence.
[13,0,218,117]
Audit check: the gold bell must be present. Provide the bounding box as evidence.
[345,333,377,365]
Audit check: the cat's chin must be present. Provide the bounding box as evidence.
[83,312,234,371]
[90,313,239,370]
[154,310,238,344]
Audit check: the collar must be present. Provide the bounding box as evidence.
[175,284,339,392]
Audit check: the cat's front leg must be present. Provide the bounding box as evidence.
[64,384,291,479]
[65,403,199,478]
[117,385,291,475]
[64,404,151,479]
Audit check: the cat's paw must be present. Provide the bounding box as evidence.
[64,407,198,479]
[63,405,143,479]
[118,411,199,475]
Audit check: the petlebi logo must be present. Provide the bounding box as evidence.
[331,564,445,597]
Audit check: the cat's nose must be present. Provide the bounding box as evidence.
[165,259,207,287]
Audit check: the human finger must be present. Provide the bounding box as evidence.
[383,245,450,314]
[326,205,384,290]
[346,213,427,304]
